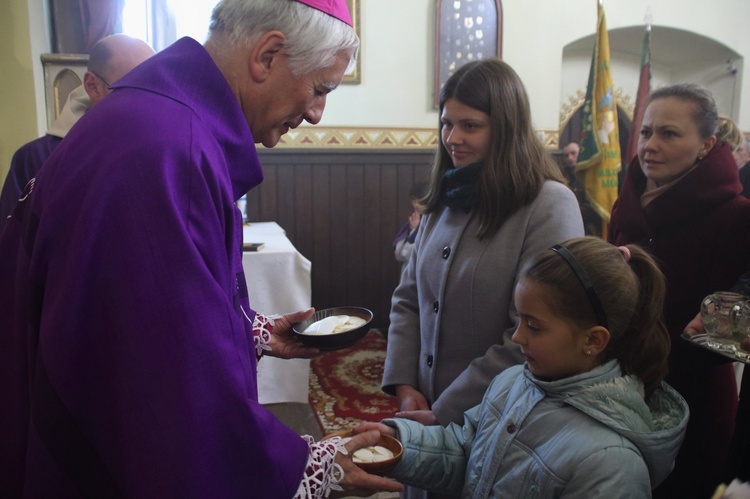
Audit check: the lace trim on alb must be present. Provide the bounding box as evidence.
[251,313,275,359]
[294,435,350,498]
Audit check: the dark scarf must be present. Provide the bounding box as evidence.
[611,143,742,240]
[440,163,482,211]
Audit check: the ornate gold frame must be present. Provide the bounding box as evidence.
[555,87,635,149]
[342,0,361,84]
[41,53,89,129]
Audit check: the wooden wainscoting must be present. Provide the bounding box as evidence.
[248,149,434,331]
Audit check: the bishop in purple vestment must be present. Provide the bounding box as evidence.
[0,1,402,498]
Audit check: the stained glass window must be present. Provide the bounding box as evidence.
[436,0,502,106]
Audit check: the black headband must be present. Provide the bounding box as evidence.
[549,244,609,329]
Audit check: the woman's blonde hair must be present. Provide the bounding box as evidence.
[717,116,744,152]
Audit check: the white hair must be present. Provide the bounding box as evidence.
[208,0,359,77]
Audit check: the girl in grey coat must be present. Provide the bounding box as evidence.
[365,238,689,498]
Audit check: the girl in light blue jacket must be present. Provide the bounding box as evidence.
[359,237,689,498]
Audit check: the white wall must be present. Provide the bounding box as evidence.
[3,0,747,203]
[672,61,742,117]
[533,0,749,128]
[319,0,750,132]
[320,0,438,128]
[13,0,750,147]
[28,0,51,135]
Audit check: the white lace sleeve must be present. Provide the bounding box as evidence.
[294,435,350,498]
[252,313,275,360]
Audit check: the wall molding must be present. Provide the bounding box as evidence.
[273,126,563,150]
[275,127,439,150]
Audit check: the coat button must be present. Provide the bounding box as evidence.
[442,246,451,259]
[433,300,439,313]
[427,355,434,367]
[506,423,517,434]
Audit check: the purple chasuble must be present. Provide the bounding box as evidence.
[0,38,308,498]
[0,134,62,227]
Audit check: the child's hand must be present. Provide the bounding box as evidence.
[331,430,404,497]
[395,409,438,426]
[351,422,397,438]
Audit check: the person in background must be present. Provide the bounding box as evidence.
[558,140,601,236]
[561,140,580,171]
[717,116,750,199]
[382,58,583,499]
[716,116,750,198]
[683,117,750,485]
[609,83,750,499]
[0,0,403,497]
[393,181,428,271]
[362,238,688,497]
[717,116,744,152]
[734,137,750,198]
[0,34,155,226]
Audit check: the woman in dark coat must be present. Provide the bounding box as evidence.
[609,83,750,499]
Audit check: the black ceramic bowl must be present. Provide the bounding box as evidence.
[292,307,373,351]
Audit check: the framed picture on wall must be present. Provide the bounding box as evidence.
[435,0,502,107]
[41,53,89,129]
[343,0,361,84]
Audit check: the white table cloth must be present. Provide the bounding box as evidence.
[242,222,312,404]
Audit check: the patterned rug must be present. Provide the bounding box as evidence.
[309,329,399,434]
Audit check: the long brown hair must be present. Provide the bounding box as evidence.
[423,59,564,238]
[522,237,670,400]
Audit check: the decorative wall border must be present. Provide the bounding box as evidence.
[538,130,563,150]
[270,88,637,151]
[276,88,635,151]
[274,126,564,150]
[275,127,440,149]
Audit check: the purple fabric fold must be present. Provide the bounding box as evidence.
[0,38,307,497]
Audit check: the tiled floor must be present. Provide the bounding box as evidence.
[266,402,400,499]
